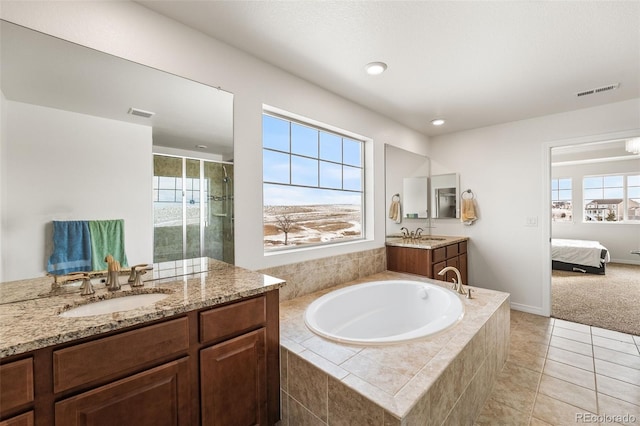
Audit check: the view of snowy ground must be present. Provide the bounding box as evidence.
[264,204,361,249]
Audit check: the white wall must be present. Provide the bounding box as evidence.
[429,99,640,314]
[2,100,152,281]
[0,1,429,274]
[552,157,640,264]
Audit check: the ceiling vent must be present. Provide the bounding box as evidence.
[576,83,620,97]
[127,107,155,118]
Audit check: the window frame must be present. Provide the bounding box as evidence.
[582,173,640,223]
[551,177,573,222]
[262,110,367,252]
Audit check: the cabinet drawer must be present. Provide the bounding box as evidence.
[53,317,189,393]
[0,358,33,415]
[459,241,467,254]
[432,247,447,263]
[200,296,266,344]
[445,243,459,259]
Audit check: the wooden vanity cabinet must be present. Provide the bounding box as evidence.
[387,240,467,284]
[0,358,34,426]
[0,289,280,426]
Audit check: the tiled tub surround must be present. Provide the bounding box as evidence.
[279,271,510,425]
[259,247,386,301]
[0,258,285,358]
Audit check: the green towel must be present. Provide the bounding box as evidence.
[89,219,129,270]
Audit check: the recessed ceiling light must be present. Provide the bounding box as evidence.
[196,144,208,149]
[365,62,387,75]
[431,119,445,126]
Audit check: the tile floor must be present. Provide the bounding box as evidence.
[476,310,640,426]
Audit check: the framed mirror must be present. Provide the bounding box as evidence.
[0,20,234,281]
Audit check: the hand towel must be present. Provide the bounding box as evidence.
[388,197,402,224]
[89,219,129,271]
[47,220,93,275]
[461,199,477,225]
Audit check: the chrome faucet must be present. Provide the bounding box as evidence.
[438,266,467,296]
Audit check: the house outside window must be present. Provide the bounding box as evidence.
[583,174,640,222]
[551,178,572,222]
[262,112,365,251]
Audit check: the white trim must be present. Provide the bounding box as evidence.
[542,128,640,319]
[510,302,545,316]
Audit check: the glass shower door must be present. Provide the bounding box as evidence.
[153,155,234,264]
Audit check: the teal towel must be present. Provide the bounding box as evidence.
[89,219,128,270]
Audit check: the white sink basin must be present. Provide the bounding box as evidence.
[59,293,169,318]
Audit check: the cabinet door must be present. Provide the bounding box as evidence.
[459,253,468,284]
[200,328,267,426]
[55,358,190,426]
[0,412,33,426]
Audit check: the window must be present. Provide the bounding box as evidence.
[583,174,640,222]
[551,178,572,222]
[262,112,364,250]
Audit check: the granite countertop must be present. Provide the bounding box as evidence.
[385,234,468,249]
[0,258,286,358]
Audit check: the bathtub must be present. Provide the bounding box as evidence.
[304,280,464,345]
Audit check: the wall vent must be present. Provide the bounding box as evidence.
[127,107,155,118]
[576,83,620,97]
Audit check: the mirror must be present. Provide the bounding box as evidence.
[0,21,234,281]
[403,177,428,218]
[431,173,460,219]
[384,145,430,235]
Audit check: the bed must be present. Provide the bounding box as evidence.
[551,238,610,275]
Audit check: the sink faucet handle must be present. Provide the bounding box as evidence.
[131,265,153,287]
[80,274,95,296]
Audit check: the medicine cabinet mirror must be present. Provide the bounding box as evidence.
[431,173,460,219]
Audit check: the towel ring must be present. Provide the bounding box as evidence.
[461,189,474,200]
[392,194,400,202]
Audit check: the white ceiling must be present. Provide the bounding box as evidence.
[138,0,640,136]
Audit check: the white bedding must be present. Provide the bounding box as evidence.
[551,239,610,268]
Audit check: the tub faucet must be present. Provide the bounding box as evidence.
[438,266,467,296]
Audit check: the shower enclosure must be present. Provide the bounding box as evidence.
[153,155,234,264]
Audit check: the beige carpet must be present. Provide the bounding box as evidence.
[552,262,640,336]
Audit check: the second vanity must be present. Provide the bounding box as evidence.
[0,259,285,426]
[386,235,469,284]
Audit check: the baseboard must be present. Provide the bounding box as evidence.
[610,258,640,266]
[510,302,546,317]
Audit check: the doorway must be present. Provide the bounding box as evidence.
[153,154,234,264]
[544,130,640,334]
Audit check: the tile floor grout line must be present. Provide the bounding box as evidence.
[526,319,554,425]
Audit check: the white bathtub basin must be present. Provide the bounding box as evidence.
[59,293,169,318]
[304,280,464,345]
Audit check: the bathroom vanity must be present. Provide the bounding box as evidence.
[386,235,468,284]
[0,259,285,426]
